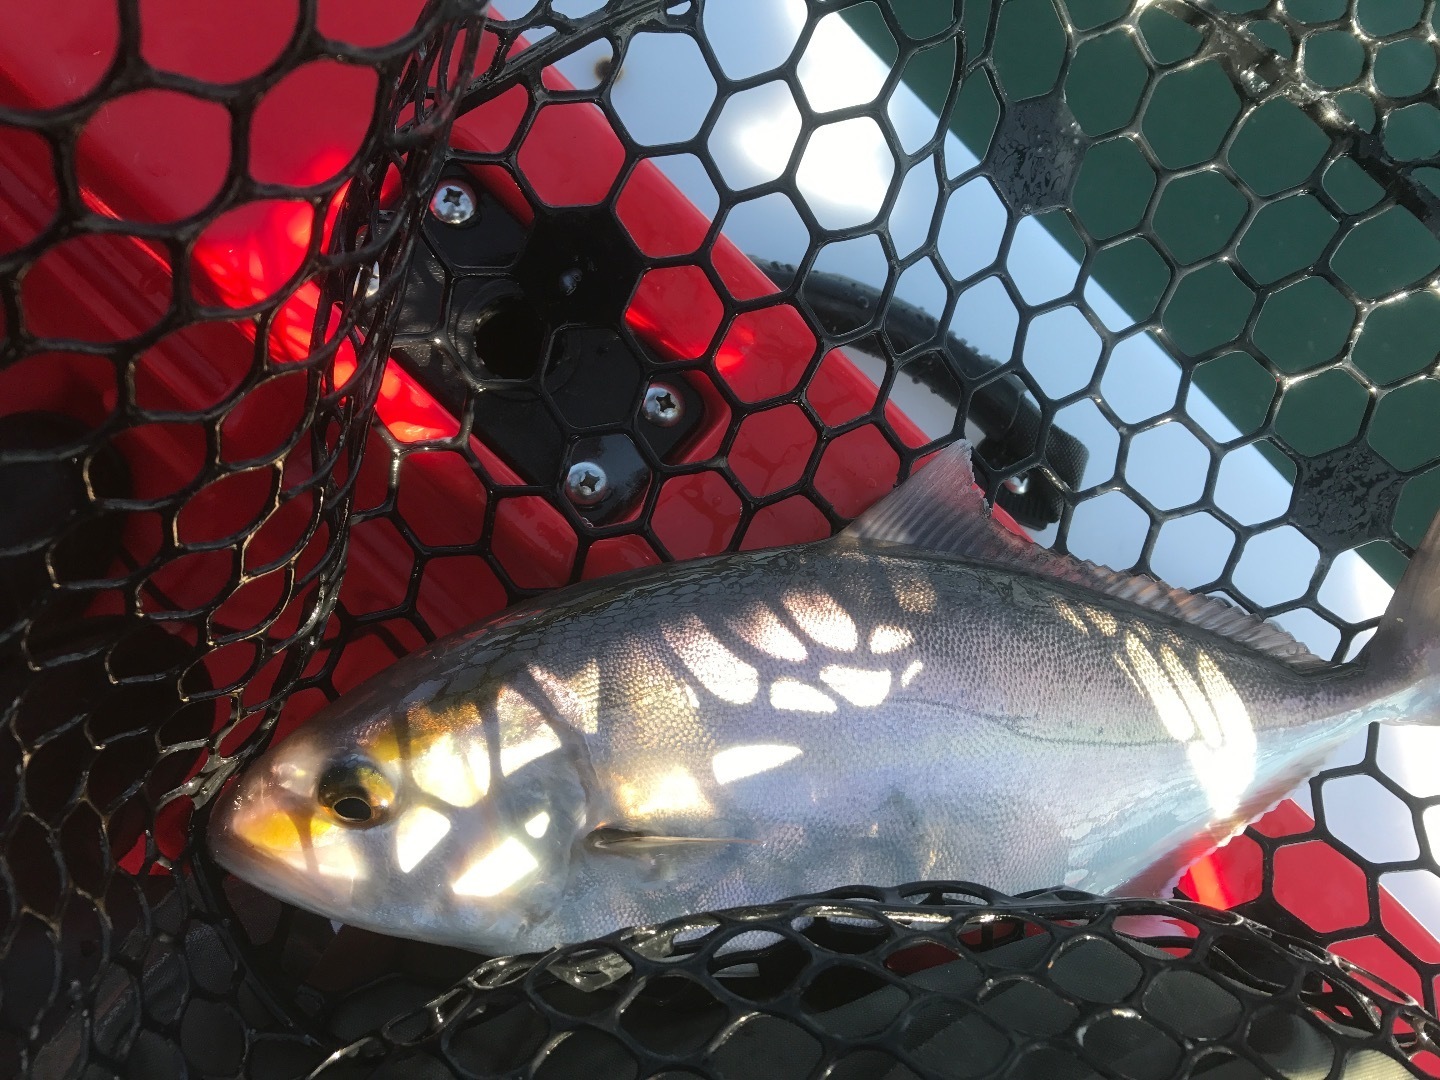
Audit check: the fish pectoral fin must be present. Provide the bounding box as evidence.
[585,826,756,854]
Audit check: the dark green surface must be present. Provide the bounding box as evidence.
[1272,368,1368,456]
[844,0,1440,584]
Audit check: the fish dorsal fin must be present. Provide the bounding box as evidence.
[843,441,1325,671]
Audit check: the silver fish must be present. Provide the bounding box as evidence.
[208,443,1440,955]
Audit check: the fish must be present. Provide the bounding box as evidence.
[207,441,1440,955]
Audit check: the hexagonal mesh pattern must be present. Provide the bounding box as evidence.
[8,0,1440,1076]
[0,2,485,1076]
[321,885,1440,1078]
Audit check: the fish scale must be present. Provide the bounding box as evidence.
[209,442,1440,955]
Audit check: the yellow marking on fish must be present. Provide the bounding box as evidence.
[369,728,402,768]
[868,625,913,654]
[451,836,539,897]
[237,809,306,852]
[395,806,451,873]
[769,678,837,714]
[662,613,759,705]
[819,664,892,707]
[712,744,803,784]
[726,603,809,662]
[529,660,600,734]
[783,590,858,651]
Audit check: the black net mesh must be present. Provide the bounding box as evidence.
[0,2,485,1075]
[8,0,1440,1077]
[315,884,1440,1079]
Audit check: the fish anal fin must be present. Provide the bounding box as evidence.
[843,441,1325,672]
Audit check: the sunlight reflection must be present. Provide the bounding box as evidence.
[274,761,312,796]
[500,723,562,777]
[310,837,362,881]
[622,768,710,817]
[452,836,539,898]
[1191,653,1256,818]
[901,660,923,687]
[413,732,489,807]
[496,684,546,731]
[732,84,802,183]
[1091,608,1118,636]
[529,659,601,734]
[663,613,760,704]
[726,603,809,662]
[395,806,451,873]
[887,569,937,615]
[713,744,803,784]
[1052,598,1090,636]
[1159,646,1222,748]
[1115,632,1257,819]
[819,665,892,707]
[783,590,858,651]
[524,811,551,839]
[869,625,913,654]
[770,678,838,714]
[1121,632,1195,742]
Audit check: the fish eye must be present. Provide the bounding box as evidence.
[317,758,393,827]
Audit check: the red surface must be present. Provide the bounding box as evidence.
[1276,841,1372,932]
[1179,834,1263,909]
[10,4,1440,1020]
[730,405,819,497]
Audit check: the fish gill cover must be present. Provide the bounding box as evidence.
[4,0,1440,1077]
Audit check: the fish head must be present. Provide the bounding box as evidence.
[208,637,594,953]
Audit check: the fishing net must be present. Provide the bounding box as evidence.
[7,0,1440,1076]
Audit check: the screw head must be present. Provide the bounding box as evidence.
[430,179,477,226]
[565,461,609,506]
[642,383,685,427]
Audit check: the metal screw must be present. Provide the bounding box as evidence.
[1003,473,1030,496]
[642,383,684,427]
[565,461,609,506]
[429,179,476,226]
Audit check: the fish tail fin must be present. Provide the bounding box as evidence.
[1364,507,1440,723]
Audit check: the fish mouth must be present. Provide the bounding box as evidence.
[205,781,275,880]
